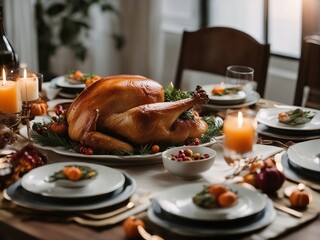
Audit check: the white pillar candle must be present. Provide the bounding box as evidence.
[20,69,39,102]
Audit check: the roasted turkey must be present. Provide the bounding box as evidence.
[67,75,209,153]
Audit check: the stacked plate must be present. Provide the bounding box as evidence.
[257,108,320,140]
[281,139,320,190]
[52,76,85,98]
[148,183,276,237]
[202,84,260,110]
[4,162,136,211]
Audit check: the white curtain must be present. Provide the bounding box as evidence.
[4,0,39,72]
[3,0,164,82]
[119,0,164,82]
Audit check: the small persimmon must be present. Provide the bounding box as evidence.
[151,144,160,153]
[217,191,237,208]
[243,173,257,187]
[123,216,145,239]
[208,184,228,198]
[63,166,82,181]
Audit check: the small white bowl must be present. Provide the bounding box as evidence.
[162,146,216,180]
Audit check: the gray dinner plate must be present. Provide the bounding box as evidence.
[148,198,275,237]
[4,172,136,212]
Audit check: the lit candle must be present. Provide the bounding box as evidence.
[223,110,255,154]
[0,69,22,113]
[19,69,39,102]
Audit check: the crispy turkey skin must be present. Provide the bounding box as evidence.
[67,75,208,153]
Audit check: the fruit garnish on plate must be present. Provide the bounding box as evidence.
[46,165,97,182]
[65,70,101,85]
[192,184,238,209]
[278,108,315,126]
[211,84,241,96]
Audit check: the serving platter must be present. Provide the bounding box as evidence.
[202,84,246,105]
[19,117,219,166]
[148,198,275,237]
[153,183,266,222]
[203,91,260,110]
[4,172,136,211]
[287,139,320,172]
[21,162,125,198]
[257,107,320,131]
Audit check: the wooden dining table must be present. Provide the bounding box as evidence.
[0,98,319,240]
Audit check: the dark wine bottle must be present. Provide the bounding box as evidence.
[0,2,19,76]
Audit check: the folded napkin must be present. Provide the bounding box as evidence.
[42,82,61,100]
[202,143,284,183]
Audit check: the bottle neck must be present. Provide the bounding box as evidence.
[0,6,4,35]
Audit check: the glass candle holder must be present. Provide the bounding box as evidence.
[223,108,257,167]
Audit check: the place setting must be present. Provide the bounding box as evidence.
[280,139,320,191]
[3,162,137,211]
[43,70,101,99]
[256,106,320,140]
[202,65,260,110]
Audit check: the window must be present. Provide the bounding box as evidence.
[208,0,302,58]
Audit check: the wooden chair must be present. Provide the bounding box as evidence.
[294,35,320,109]
[174,27,270,97]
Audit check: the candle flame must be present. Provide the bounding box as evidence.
[23,68,27,78]
[237,111,243,128]
[2,68,6,85]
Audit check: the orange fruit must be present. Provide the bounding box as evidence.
[63,166,82,181]
[123,216,145,239]
[217,191,237,208]
[208,184,228,198]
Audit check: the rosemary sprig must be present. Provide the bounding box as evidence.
[31,129,77,150]
[199,116,223,143]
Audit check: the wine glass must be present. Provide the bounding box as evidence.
[223,109,257,173]
[226,65,255,94]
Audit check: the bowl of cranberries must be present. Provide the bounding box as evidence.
[162,146,216,180]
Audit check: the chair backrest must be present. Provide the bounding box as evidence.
[174,27,270,97]
[294,35,320,109]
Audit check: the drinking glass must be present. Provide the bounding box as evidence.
[226,65,255,94]
[223,109,257,170]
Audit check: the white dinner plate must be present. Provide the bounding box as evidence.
[203,91,260,110]
[19,117,219,166]
[54,76,85,89]
[202,84,246,105]
[148,198,275,237]
[21,162,125,198]
[287,139,320,172]
[257,107,320,131]
[153,183,266,221]
[4,172,136,211]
